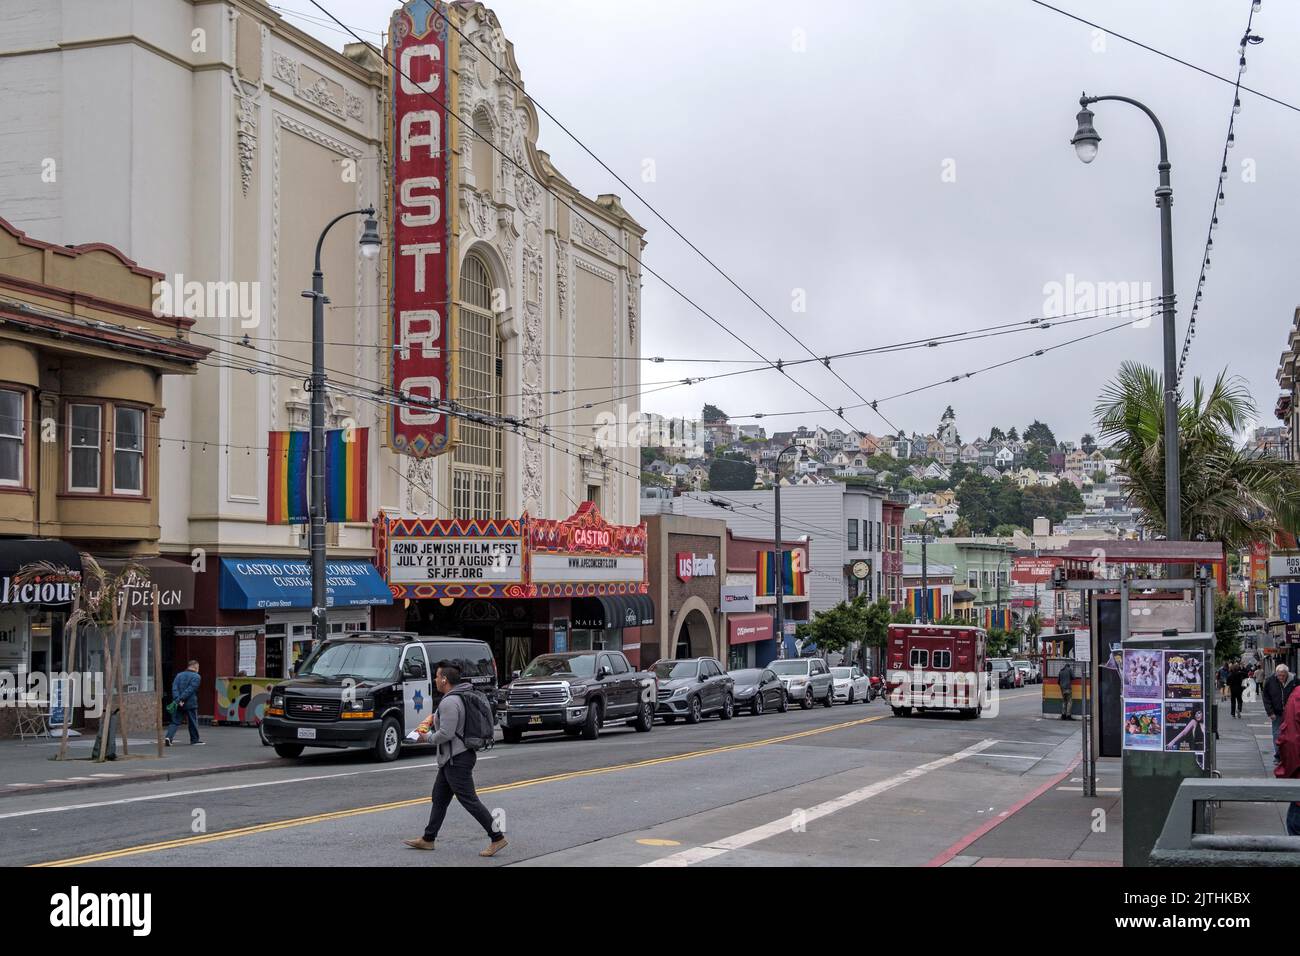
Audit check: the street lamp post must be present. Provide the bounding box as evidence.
[919,517,939,624]
[303,208,381,642]
[773,444,802,659]
[1071,93,1181,540]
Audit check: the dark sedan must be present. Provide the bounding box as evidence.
[728,667,788,716]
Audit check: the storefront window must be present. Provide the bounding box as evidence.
[0,606,28,670]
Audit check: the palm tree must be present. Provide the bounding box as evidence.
[1094,362,1300,548]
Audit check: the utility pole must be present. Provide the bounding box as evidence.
[774,444,800,659]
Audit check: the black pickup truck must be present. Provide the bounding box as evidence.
[499,650,655,742]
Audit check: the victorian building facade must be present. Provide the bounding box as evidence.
[0,0,645,705]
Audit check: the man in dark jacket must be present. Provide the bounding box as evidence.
[165,660,203,746]
[1058,662,1075,720]
[1226,662,1247,719]
[1263,664,1297,762]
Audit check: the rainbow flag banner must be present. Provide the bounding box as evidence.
[326,427,369,523]
[266,428,369,525]
[979,607,1013,632]
[904,587,942,621]
[756,550,805,597]
[267,430,309,524]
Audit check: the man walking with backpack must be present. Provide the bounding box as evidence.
[404,661,507,857]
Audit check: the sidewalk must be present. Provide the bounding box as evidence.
[936,730,1123,867]
[1209,692,1288,836]
[0,723,281,798]
[939,693,1286,866]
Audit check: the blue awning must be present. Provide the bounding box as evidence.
[218,558,392,610]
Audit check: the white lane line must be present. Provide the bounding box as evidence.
[643,738,997,867]
[0,759,443,821]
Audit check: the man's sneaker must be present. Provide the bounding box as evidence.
[403,838,436,850]
[164,738,172,747]
[480,837,508,858]
[192,740,206,745]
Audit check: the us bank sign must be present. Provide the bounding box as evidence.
[388,0,459,457]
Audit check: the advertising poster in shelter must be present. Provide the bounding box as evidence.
[1123,701,1163,751]
[1122,649,1163,700]
[1163,650,1203,700]
[1163,700,1208,753]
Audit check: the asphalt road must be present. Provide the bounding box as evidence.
[1,687,1080,867]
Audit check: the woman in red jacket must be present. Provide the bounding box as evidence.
[1277,686,1300,836]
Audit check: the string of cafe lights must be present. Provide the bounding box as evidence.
[304,1,905,445]
[1028,0,1293,113]
[1177,0,1263,385]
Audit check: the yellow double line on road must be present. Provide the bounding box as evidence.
[34,713,887,867]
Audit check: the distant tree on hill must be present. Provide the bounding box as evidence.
[708,456,755,491]
[1007,427,1020,442]
[702,403,728,423]
[1023,420,1056,448]
[988,426,1005,442]
[1080,432,1097,454]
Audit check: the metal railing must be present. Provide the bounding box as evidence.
[1150,777,1300,866]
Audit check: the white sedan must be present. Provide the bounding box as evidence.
[830,666,871,704]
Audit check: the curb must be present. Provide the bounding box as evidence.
[0,757,285,800]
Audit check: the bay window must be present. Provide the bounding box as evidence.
[0,389,23,486]
[113,406,145,495]
[68,404,102,492]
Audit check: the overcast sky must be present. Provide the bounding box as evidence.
[288,0,1300,446]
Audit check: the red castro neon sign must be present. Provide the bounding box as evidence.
[388,1,457,457]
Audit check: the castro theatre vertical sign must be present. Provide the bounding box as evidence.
[388,0,459,457]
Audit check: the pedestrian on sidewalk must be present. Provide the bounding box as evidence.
[1218,662,1229,702]
[404,661,507,857]
[1263,664,1298,763]
[1274,681,1300,837]
[1227,662,1246,719]
[165,660,203,746]
[1058,662,1075,720]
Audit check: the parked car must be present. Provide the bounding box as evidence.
[989,658,1020,689]
[498,650,655,742]
[652,657,735,723]
[263,631,494,762]
[830,665,871,704]
[1012,659,1041,684]
[769,657,834,709]
[728,667,788,716]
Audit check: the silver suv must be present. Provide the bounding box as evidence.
[769,657,835,709]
